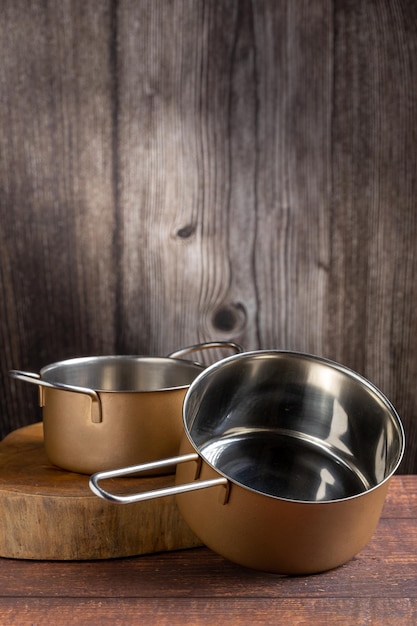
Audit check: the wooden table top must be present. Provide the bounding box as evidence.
[0,474,415,625]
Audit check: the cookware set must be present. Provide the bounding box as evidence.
[11,347,405,574]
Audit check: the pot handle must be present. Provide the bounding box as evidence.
[167,341,243,361]
[89,453,229,504]
[9,370,103,424]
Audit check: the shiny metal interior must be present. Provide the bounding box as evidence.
[41,356,204,392]
[183,351,405,502]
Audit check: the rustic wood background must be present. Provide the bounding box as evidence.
[1,0,416,472]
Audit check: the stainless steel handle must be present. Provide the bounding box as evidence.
[9,369,103,424]
[168,341,243,360]
[89,453,228,504]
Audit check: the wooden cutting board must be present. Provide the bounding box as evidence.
[0,423,201,560]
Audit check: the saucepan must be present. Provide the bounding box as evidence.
[9,341,242,474]
[89,350,405,574]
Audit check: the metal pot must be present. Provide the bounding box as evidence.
[89,350,405,574]
[9,342,242,474]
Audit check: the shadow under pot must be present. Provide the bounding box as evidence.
[9,341,242,475]
[89,350,405,575]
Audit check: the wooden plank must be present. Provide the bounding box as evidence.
[250,0,333,356]
[327,0,417,472]
[0,0,117,434]
[115,0,259,353]
[115,0,334,357]
[0,597,415,626]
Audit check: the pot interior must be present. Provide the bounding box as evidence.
[183,351,405,502]
[41,356,204,392]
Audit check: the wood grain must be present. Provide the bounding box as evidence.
[0,598,415,626]
[1,1,416,470]
[0,0,118,427]
[0,423,200,559]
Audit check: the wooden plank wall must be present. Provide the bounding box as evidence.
[1,1,416,472]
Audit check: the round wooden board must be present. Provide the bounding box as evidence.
[0,423,200,560]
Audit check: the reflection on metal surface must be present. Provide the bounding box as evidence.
[199,429,371,501]
[316,467,336,501]
[325,399,351,455]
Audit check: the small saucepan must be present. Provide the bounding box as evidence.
[9,341,242,474]
[89,350,405,574]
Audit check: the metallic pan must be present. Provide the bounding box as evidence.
[9,342,242,475]
[89,351,405,574]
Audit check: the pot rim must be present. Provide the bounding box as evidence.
[181,349,406,504]
[39,355,206,393]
